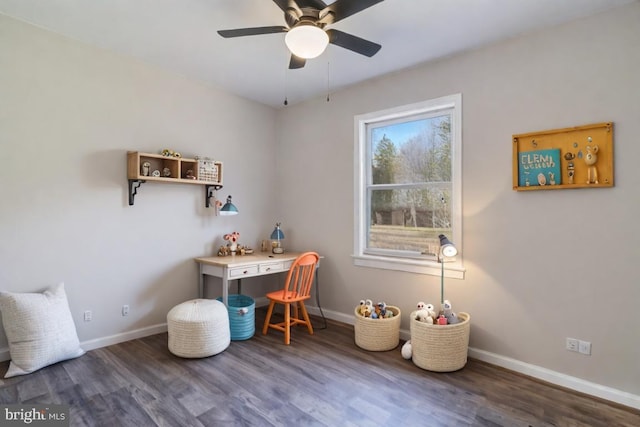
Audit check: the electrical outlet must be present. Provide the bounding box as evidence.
[122,305,129,316]
[84,310,92,322]
[566,337,578,352]
[579,340,592,355]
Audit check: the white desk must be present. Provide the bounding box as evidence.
[195,252,315,306]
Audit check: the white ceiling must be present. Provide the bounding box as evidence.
[1,0,636,108]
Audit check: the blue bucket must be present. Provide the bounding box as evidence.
[217,294,255,340]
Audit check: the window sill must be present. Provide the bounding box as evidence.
[352,254,465,279]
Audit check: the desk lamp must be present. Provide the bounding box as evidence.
[438,234,458,306]
[219,195,238,216]
[270,223,285,254]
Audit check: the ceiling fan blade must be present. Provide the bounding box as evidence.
[289,54,306,69]
[297,0,328,9]
[326,29,381,57]
[273,0,328,12]
[320,0,384,24]
[272,0,302,14]
[217,26,288,38]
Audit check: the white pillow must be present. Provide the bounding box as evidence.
[0,283,85,378]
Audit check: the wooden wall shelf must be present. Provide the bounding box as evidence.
[127,151,223,206]
[512,122,613,191]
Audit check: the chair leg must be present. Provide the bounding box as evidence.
[284,302,291,345]
[293,303,299,322]
[262,300,276,335]
[299,302,314,335]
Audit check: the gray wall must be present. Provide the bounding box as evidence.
[276,3,640,400]
[0,14,279,349]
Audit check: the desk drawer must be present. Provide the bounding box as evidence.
[229,265,259,278]
[259,262,285,274]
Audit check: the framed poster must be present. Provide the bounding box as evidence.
[518,148,561,187]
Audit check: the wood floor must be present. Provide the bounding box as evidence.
[1,308,639,427]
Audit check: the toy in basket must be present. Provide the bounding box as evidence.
[409,301,471,372]
[354,299,401,351]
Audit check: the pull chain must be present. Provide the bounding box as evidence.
[326,60,331,102]
[283,48,289,106]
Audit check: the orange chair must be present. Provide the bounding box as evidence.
[262,252,320,345]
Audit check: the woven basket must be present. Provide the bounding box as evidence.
[410,311,470,372]
[217,294,255,341]
[354,305,401,351]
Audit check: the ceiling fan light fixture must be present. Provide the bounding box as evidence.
[285,23,329,59]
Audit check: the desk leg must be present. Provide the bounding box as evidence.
[198,264,204,299]
[222,274,229,306]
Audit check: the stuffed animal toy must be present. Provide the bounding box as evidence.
[442,300,453,318]
[441,299,459,325]
[376,302,387,318]
[358,299,367,316]
[424,303,437,321]
[401,340,412,359]
[415,309,434,324]
[365,299,374,317]
[446,312,460,324]
[358,299,373,317]
[416,302,436,322]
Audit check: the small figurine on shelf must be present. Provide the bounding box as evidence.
[584,144,599,184]
[141,161,150,176]
[564,152,576,184]
[186,169,196,180]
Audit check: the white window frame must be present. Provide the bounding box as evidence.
[353,94,464,279]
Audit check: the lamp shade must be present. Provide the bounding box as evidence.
[270,223,285,240]
[219,195,238,216]
[439,234,457,258]
[285,23,329,59]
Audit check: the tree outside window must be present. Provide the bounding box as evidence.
[354,94,462,276]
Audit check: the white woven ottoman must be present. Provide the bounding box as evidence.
[167,299,230,358]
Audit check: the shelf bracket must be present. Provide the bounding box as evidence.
[205,184,224,208]
[128,180,145,206]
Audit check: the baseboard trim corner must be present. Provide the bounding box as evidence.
[307,305,640,411]
[468,348,640,411]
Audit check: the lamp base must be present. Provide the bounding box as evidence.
[272,247,284,254]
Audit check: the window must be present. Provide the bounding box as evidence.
[353,94,463,278]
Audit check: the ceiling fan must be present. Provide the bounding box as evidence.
[218,0,384,69]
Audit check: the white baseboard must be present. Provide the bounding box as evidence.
[467,348,640,410]
[306,306,640,411]
[0,323,168,362]
[2,305,637,411]
[80,323,168,352]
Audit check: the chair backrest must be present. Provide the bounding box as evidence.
[280,252,320,300]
